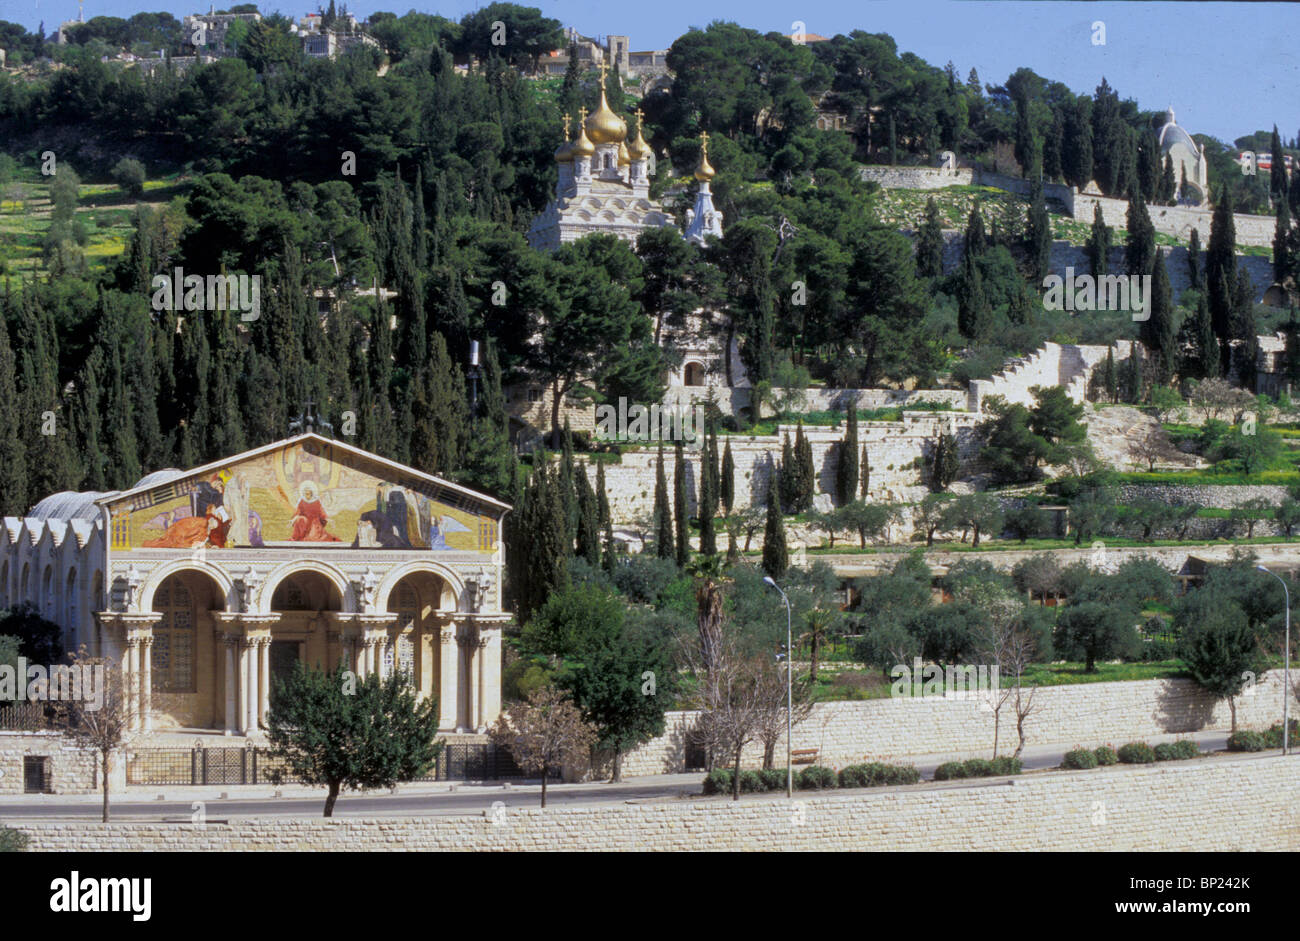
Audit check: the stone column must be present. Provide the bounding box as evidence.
[140,635,153,732]
[238,640,252,734]
[223,634,237,734]
[479,627,502,730]
[438,624,457,733]
[258,637,270,728]
[124,639,139,731]
[475,636,487,732]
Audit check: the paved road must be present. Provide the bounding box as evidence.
[0,730,1234,820]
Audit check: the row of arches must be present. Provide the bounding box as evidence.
[0,560,104,655]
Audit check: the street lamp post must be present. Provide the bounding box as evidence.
[764,575,793,797]
[1257,566,1291,756]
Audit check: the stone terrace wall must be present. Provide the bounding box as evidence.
[615,672,1297,777]
[589,412,981,528]
[1074,193,1275,248]
[18,755,1300,851]
[967,341,1132,411]
[858,166,974,190]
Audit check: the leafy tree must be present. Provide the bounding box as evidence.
[1005,503,1049,543]
[941,492,1003,547]
[978,397,1052,483]
[839,500,897,548]
[913,492,955,546]
[490,685,596,807]
[1230,497,1273,539]
[454,2,563,73]
[1055,601,1140,672]
[265,664,440,817]
[1275,498,1300,540]
[110,157,146,198]
[1175,591,1265,730]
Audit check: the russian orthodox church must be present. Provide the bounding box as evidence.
[512,69,747,443]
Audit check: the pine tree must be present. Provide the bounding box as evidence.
[762,472,789,579]
[698,435,717,556]
[836,405,859,506]
[1086,202,1110,279]
[916,197,945,279]
[673,441,690,567]
[720,439,735,515]
[653,446,674,561]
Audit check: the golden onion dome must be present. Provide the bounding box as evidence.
[694,132,716,182]
[584,85,627,145]
[571,110,597,157]
[554,114,574,162]
[618,141,631,166]
[627,111,651,161]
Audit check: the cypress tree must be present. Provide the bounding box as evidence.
[653,446,674,560]
[1086,202,1110,279]
[673,440,690,567]
[720,439,735,515]
[408,332,468,477]
[1103,348,1118,403]
[1290,160,1300,218]
[1187,228,1202,290]
[521,461,569,623]
[559,418,577,544]
[73,353,106,493]
[1159,154,1177,205]
[1145,249,1176,382]
[916,197,945,279]
[1062,95,1093,190]
[575,463,600,567]
[963,206,988,260]
[1275,186,1292,284]
[1271,125,1289,206]
[1233,269,1259,389]
[597,461,616,575]
[698,435,717,556]
[762,472,789,579]
[793,420,815,513]
[1186,293,1220,380]
[779,431,796,510]
[460,337,514,499]
[1125,180,1156,278]
[957,256,992,341]
[1025,177,1052,283]
[860,444,871,499]
[836,405,859,506]
[1207,185,1239,356]
[0,312,26,516]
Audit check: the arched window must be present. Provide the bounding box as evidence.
[66,569,78,652]
[271,578,311,610]
[41,566,53,621]
[684,362,706,386]
[152,577,196,693]
[20,564,29,605]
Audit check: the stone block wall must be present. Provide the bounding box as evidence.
[1074,193,1275,248]
[0,733,102,794]
[16,755,1300,851]
[858,166,975,190]
[614,672,1298,777]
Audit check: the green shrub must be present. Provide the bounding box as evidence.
[933,761,967,780]
[1117,742,1157,764]
[0,827,28,852]
[837,762,921,788]
[1094,745,1119,766]
[739,769,765,793]
[1153,740,1199,761]
[1263,719,1300,748]
[990,756,1022,775]
[703,768,733,794]
[759,768,788,791]
[1227,730,1266,752]
[797,765,838,790]
[1061,748,1099,770]
[961,758,993,777]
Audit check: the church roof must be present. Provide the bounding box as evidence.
[28,490,120,521]
[1158,110,1199,155]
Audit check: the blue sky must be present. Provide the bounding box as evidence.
[10,0,1298,144]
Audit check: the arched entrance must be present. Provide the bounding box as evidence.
[269,571,343,690]
[150,568,227,729]
[384,570,451,722]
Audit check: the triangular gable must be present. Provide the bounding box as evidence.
[100,435,509,554]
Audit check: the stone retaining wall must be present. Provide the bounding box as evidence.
[0,733,103,795]
[614,672,1297,777]
[16,754,1300,851]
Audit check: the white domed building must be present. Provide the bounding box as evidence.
[1158,108,1209,206]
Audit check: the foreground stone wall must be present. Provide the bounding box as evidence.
[17,754,1300,851]
[614,672,1297,777]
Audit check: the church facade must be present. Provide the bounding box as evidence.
[1,434,510,737]
[1158,108,1209,206]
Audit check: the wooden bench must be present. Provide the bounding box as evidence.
[791,748,819,765]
